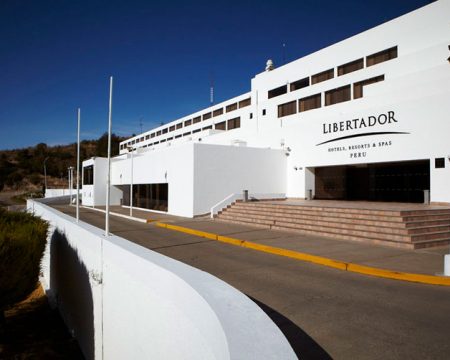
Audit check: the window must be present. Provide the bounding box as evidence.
[162,128,168,134]
[290,77,309,91]
[311,68,334,84]
[193,116,201,124]
[239,98,251,108]
[167,137,173,141]
[160,139,166,143]
[140,137,144,142]
[136,138,140,143]
[215,121,226,130]
[156,130,161,136]
[154,141,159,145]
[213,108,223,117]
[366,46,397,67]
[120,144,124,150]
[226,103,237,112]
[203,112,212,120]
[338,58,364,76]
[227,117,240,130]
[132,140,136,144]
[353,75,384,99]
[121,183,168,212]
[299,93,321,112]
[145,135,150,140]
[435,158,445,168]
[268,85,287,99]
[184,119,192,126]
[203,125,212,131]
[183,132,191,137]
[278,101,297,118]
[151,133,155,138]
[175,134,182,138]
[169,125,175,132]
[83,165,94,185]
[176,123,183,129]
[262,109,266,116]
[249,113,253,119]
[325,85,351,106]
[193,128,201,133]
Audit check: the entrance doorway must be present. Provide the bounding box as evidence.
[314,160,430,203]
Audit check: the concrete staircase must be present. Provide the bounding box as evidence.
[215,201,450,249]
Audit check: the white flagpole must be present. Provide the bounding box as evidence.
[76,108,81,222]
[105,76,113,236]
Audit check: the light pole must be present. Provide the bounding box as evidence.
[127,146,134,217]
[105,76,113,236]
[68,166,74,205]
[43,157,49,195]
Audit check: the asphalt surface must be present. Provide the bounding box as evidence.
[54,205,450,360]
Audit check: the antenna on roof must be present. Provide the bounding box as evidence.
[139,116,143,133]
[209,72,214,106]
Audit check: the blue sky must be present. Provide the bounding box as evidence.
[0,0,431,150]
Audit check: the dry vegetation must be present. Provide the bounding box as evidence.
[0,133,126,195]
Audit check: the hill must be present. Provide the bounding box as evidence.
[0,133,127,193]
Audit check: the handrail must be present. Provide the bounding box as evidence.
[210,193,242,218]
[210,192,286,218]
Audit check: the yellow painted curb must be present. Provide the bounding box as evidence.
[154,222,450,286]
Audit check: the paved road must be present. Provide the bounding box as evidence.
[55,205,450,360]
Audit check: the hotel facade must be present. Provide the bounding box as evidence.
[82,1,450,218]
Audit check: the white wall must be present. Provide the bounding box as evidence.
[193,144,286,215]
[112,143,195,217]
[45,188,78,198]
[28,198,295,360]
[82,157,122,207]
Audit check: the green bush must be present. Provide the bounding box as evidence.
[0,208,48,316]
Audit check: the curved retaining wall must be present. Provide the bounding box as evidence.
[27,199,295,359]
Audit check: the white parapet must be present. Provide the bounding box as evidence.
[27,198,296,360]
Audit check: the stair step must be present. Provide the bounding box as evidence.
[221,209,407,227]
[224,207,406,223]
[233,203,401,217]
[411,238,450,249]
[217,201,450,249]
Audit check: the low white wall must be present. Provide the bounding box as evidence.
[45,188,78,198]
[28,198,295,360]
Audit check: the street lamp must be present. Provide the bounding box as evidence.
[68,166,74,205]
[127,146,134,217]
[43,157,49,195]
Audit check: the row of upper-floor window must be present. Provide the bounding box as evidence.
[120,117,241,151]
[277,75,385,117]
[120,98,250,149]
[268,46,397,100]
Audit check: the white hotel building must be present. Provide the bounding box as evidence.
[82,0,450,218]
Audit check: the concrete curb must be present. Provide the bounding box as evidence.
[155,221,450,287]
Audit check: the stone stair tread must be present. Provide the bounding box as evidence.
[223,208,406,224]
[234,204,401,216]
[217,201,450,249]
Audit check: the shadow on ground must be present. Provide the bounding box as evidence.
[249,296,332,360]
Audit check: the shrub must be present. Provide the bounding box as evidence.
[0,208,48,320]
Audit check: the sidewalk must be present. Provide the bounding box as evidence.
[86,205,449,277]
